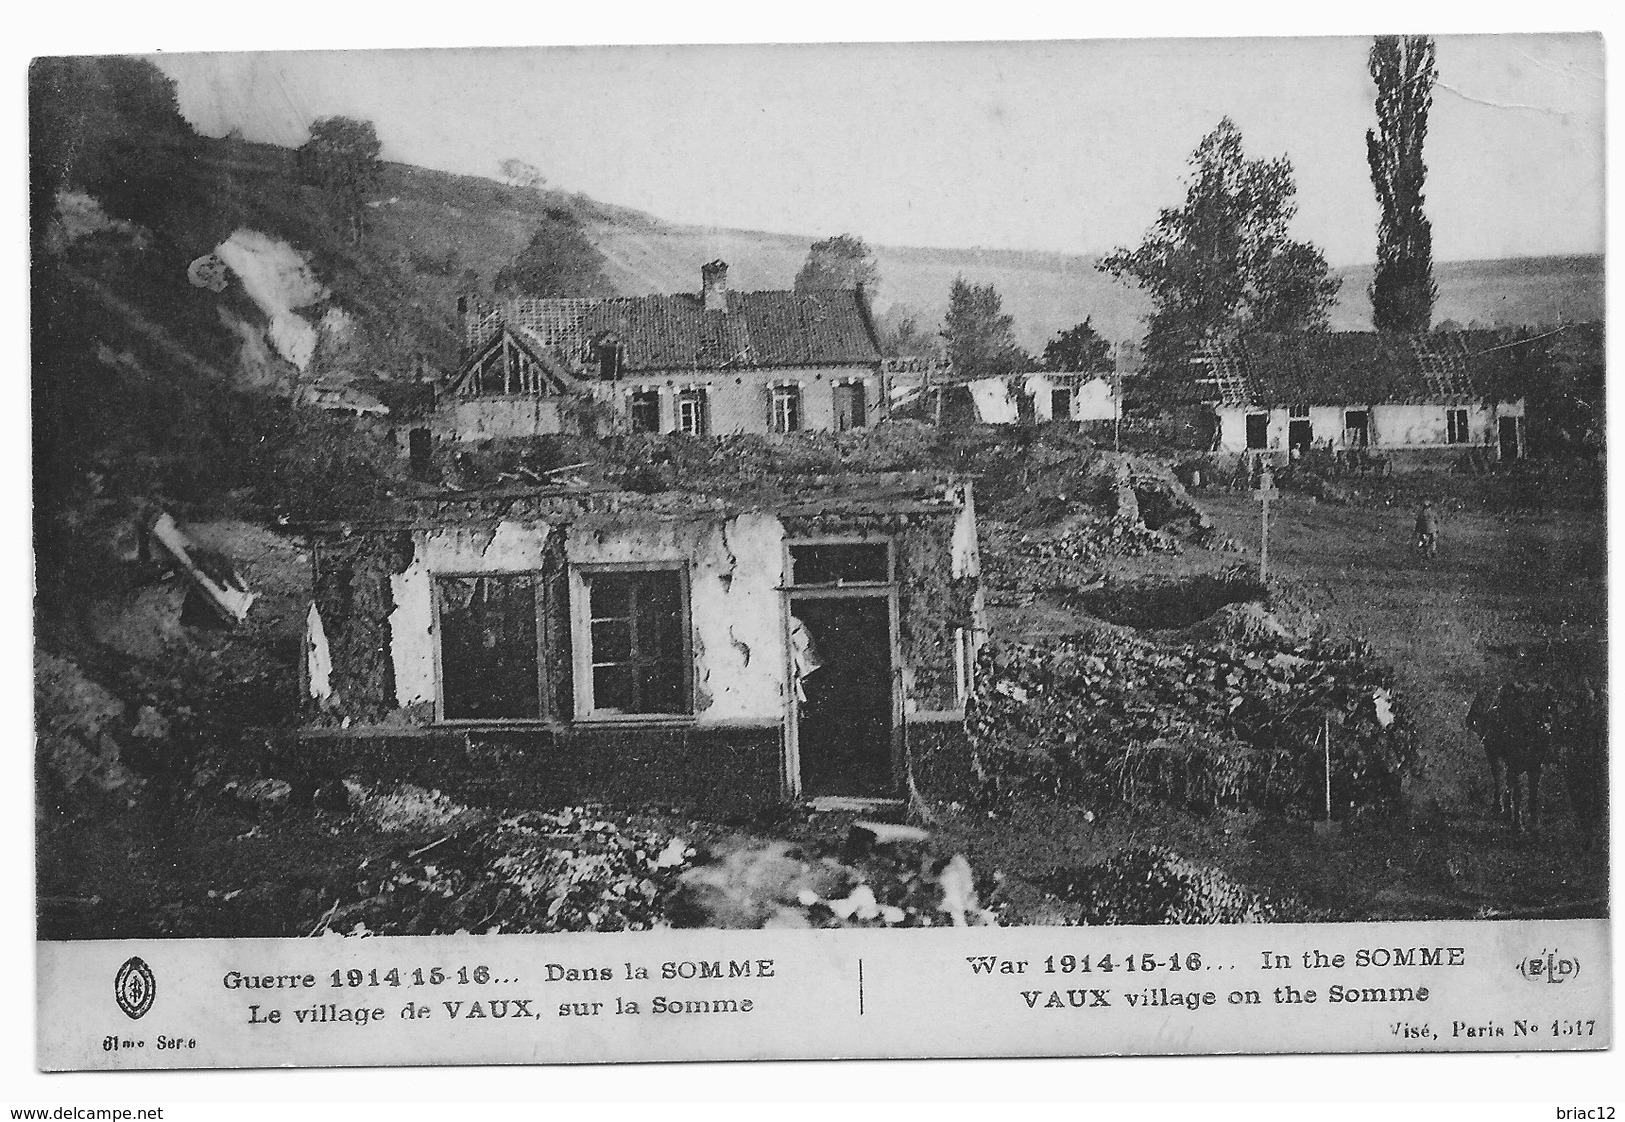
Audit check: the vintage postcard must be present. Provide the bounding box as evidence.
[30,33,1608,1071]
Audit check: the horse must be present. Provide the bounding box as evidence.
[1466,681,1556,832]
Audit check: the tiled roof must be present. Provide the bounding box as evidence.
[467,289,882,373]
[1196,331,1506,407]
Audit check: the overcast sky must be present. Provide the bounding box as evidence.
[153,34,1601,266]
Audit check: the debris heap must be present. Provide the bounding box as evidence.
[969,615,1417,818]
[310,793,1000,936]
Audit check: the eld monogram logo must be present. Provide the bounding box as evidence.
[1516,950,1582,985]
[114,956,156,1020]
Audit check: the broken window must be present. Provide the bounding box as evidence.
[436,575,541,721]
[1288,403,1309,418]
[580,568,689,716]
[769,384,802,433]
[1245,413,1269,450]
[789,542,891,586]
[628,389,661,433]
[1447,408,1470,444]
[1344,409,1370,447]
[834,381,868,430]
[677,388,709,436]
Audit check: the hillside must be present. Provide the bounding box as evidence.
[586,222,1604,350]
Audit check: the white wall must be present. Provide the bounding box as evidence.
[385,514,789,724]
[564,511,788,723]
[590,366,882,434]
[389,521,559,708]
[1214,401,1522,455]
[440,397,565,441]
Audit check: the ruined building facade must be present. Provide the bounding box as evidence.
[296,475,984,811]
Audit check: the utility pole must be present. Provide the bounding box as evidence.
[1112,343,1123,453]
[1254,465,1277,583]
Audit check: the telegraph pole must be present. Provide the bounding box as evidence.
[1112,343,1123,453]
[1254,465,1277,583]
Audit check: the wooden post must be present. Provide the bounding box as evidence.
[1253,468,1277,584]
[1323,714,1333,824]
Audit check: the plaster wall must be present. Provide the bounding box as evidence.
[564,511,788,723]
[440,397,565,441]
[590,366,881,434]
[389,521,557,708]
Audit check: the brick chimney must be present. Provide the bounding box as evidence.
[701,260,730,313]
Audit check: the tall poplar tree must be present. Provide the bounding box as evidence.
[1366,35,1438,333]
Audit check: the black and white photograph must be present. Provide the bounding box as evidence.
[25,24,1611,1080]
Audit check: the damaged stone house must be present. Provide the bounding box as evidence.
[296,473,984,811]
[433,261,888,442]
[1195,331,1526,465]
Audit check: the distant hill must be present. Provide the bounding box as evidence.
[587,221,1603,351]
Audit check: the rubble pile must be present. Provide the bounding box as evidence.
[982,516,1179,599]
[313,797,694,936]
[311,795,1001,936]
[969,619,1417,818]
[1045,847,1292,925]
[669,827,998,929]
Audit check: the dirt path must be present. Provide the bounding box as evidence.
[1197,490,1605,812]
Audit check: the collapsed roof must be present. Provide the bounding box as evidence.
[1194,331,1511,407]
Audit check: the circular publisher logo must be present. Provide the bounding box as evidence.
[114,956,155,1020]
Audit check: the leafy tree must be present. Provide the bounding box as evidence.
[494,209,615,298]
[876,303,941,358]
[1367,35,1438,333]
[1098,118,1340,396]
[1043,318,1113,373]
[498,157,546,193]
[297,116,382,245]
[794,234,879,297]
[29,55,198,241]
[941,277,1030,378]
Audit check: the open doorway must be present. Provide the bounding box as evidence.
[1499,416,1522,461]
[790,597,895,797]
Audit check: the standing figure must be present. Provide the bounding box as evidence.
[1414,499,1439,558]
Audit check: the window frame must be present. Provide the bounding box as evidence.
[570,562,694,723]
[431,570,547,726]
[768,383,803,433]
[627,387,662,433]
[676,387,710,436]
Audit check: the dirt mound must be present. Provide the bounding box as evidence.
[1045,847,1295,925]
[1180,601,1292,646]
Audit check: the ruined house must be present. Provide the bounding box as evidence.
[883,359,1120,427]
[295,473,984,811]
[434,261,887,442]
[1195,332,1526,465]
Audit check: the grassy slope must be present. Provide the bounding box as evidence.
[582,221,1603,350]
[88,135,1597,369]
